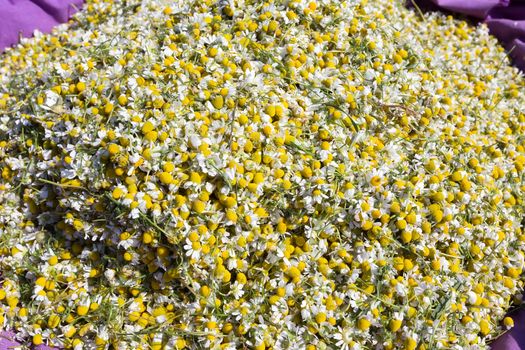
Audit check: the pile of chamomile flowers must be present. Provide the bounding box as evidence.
[0,0,524,349]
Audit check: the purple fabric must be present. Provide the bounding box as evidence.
[0,0,83,53]
[486,11,525,43]
[505,38,525,70]
[422,0,510,18]
[0,330,56,349]
[490,309,525,350]
[0,331,20,349]
[486,6,525,70]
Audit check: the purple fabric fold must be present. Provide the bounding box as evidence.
[506,37,525,70]
[0,330,56,350]
[486,6,525,70]
[0,331,20,349]
[486,16,525,43]
[425,0,510,18]
[490,308,525,350]
[0,0,83,53]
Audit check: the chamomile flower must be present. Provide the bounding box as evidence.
[0,0,524,348]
